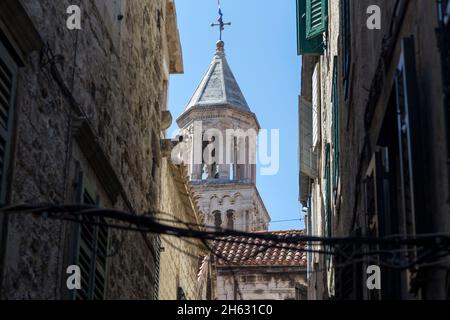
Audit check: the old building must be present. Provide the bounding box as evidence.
[208,230,307,300]
[298,0,450,299]
[176,39,307,300]
[176,40,270,234]
[0,0,185,299]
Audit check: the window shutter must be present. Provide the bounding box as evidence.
[395,37,426,234]
[299,96,317,178]
[340,0,351,99]
[0,40,18,203]
[296,0,325,55]
[332,57,340,194]
[306,0,328,39]
[73,171,109,300]
[443,0,450,25]
[324,143,332,268]
[312,63,320,149]
[177,287,186,300]
[152,234,161,300]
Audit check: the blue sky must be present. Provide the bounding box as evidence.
[168,0,303,230]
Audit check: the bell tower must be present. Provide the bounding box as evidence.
[176,41,270,232]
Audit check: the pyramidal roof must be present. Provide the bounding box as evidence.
[184,41,251,112]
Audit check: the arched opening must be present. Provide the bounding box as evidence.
[213,210,222,231]
[202,135,219,180]
[226,210,235,230]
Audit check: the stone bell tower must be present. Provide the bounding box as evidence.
[176,41,270,232]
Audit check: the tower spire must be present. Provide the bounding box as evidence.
[211,0,231,41]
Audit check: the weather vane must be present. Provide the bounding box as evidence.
[211,0,231,41]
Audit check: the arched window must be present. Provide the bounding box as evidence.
[213,211,222,231]
[203,136,219,180]
[245,210,250,232]
[226,210,235,230]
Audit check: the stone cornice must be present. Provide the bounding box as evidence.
[191,181,271,224]
[166,0,183,74]
[176,105,261,130]
[72,118,131,209]
[216,265,307,273]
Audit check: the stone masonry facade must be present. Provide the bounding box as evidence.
[0,0,184,299]
[299,0,450,299]
[158,161,206,300]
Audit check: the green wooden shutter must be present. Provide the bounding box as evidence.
[296,0,325,55]
[341,0,351,99]
[306,0,328,39]
[0,40,18,203]
[73,171,109,300]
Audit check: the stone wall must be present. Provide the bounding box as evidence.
[192,182,270,232]
[0,0,182,299]
[338,0,448,299]
[158,160,205,300]
[301,0,448,299]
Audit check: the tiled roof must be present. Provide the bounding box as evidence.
[212,230,307,267]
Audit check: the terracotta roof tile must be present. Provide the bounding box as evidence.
[212,230,307,267]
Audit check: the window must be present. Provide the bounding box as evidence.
[359,38,424,299]
[296,0,327,55]
[332,56,340,197]
[312,63,320,149]
[341,0,351,99]
[395,37,426,234]
[334,229,364,300]
[0,39,18,203]
[306,0,328,39]
[447,0,450,25]
[324,143,332,268]
[299,97,317,179]
[177,287,186,300]
[213,211,222,231]
[295,284,308,300]
[226,210,235,230]
[72,169,110,300]
[440,0,450,25]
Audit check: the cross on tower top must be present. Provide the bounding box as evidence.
[211,3,231,41]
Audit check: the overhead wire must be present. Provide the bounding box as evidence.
[1,203,450,274]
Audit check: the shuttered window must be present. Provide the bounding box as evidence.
[306,0,328,39]
[177,287,186,300]
[441,0,450,25]
[324,143,332,268]
[335,228,364,300]
[296,0,326,55]
[299,97,317,178]
[447,0,450,25]
[395,37,427,237]
[0,40,18,203]
[332,57,340,196]
[72,171,110,300]
[312,63,320,148]
[341,0,351,99]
